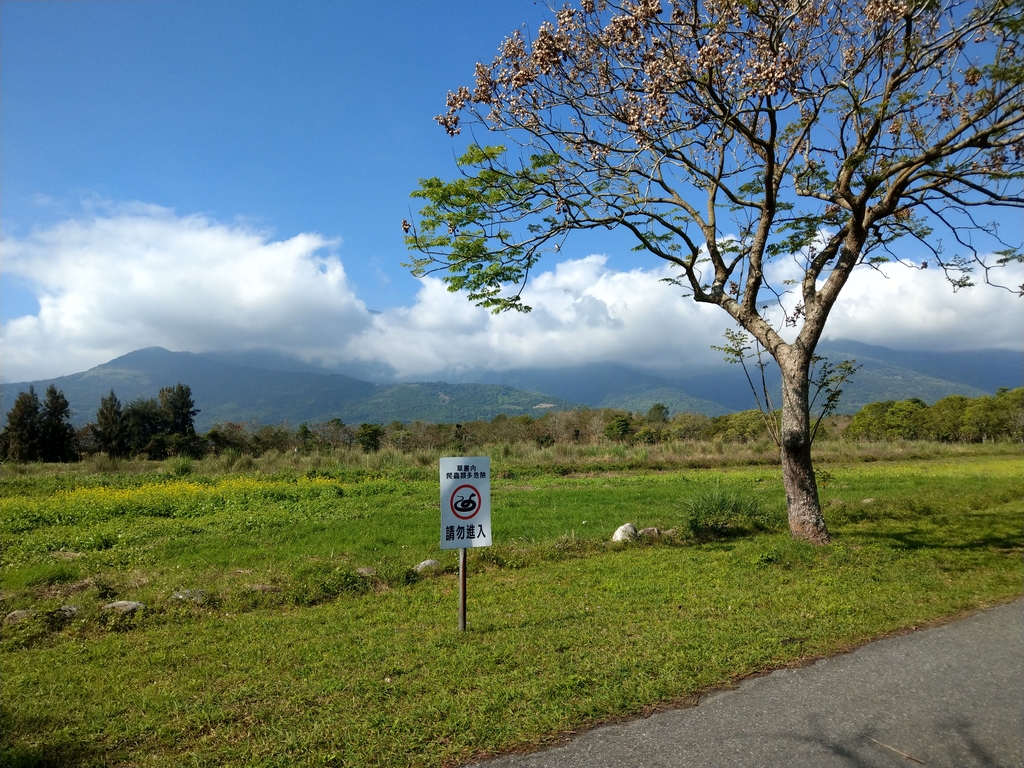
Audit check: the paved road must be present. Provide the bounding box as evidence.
[476,600,1024,768]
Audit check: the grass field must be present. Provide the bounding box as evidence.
[2,443,1022,767]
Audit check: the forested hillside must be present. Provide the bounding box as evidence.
[2,343,1019,433]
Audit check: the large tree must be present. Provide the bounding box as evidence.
[158,383,199,437]
[124,396,168,458]
[0,385,78,463]
[40,384,78,463]
[405,0,1023,543]
[92,389,130,459]
[1,386,43,462]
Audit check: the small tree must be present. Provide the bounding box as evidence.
[670,412,711,440]
[962,396,1004,441]
[406,0,1024,543]
[646,403,670,423]
[995,387,1024,442]
[604,413,633,441]
[355,423,385,452]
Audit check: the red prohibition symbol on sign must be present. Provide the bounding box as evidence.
[450,484,481,520]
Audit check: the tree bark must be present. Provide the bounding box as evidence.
[778,353,831,545]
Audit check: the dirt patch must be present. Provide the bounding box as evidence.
[33,578,95,600]
[50,551,85,561]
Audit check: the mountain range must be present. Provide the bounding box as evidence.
[1,341,1019,431]
[477,339,1021,414]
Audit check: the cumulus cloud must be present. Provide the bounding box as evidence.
[740,231,1022,353]
[2,204,1020,383]
[350,254,1021,380]
[1,203,371,381]
[821,260,1024,351]
[345,256,729,379]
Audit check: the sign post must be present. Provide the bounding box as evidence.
[440,457,491,632]
[459,547,467,632]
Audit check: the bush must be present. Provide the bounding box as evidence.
[604,415,632,442]
[289,563,368,605]
[683,487,776,540]
[169,457,194,477]
[635,426,662,444]
[704,409,774,442]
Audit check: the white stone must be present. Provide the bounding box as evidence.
[611,523,638,542]
[4,609,34,626]
[413,559,441,573]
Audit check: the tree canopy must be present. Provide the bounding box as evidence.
[0,385,79,463]
[411,0,1022,314]
[93,390,130,459]
[40,385,78,463]
[406,0,1023,543]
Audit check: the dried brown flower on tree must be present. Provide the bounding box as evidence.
[407,0,1024,543]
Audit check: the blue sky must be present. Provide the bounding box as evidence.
[2,1,1020,383]
[2,0,559,314]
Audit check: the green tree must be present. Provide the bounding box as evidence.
[669,412,711,440]
[205,422,252,455]
[92,390,130,458]
[406,0,1024,543]
[922,395,971,442]
[707,409,774,442]
[1,386,42,462]
[846,401,892,441]
[297,422,314,453]
[994,387,1024,442]
[604,414,632,441]
[124,397,168,459]
[645,403,669,423]
[846,399,926,440]
[159,383,199,436]
[40,385,78,463]
[962,396,1004,442]
[884,399,927,440]
[355,423,385,452]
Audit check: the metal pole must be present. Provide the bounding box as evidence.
[459,547,467,632]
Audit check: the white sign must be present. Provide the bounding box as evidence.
[440,456,491,550]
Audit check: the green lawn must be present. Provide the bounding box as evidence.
[2,452,1022,767]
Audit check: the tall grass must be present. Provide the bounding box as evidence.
[2,438,1017,488]
[683,484,774,539]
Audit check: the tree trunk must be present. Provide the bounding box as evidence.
[778,356,831,545]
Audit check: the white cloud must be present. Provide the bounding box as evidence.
[2,204,1020,383]
[1,204,371,381]
[343,256,729,378]
[351,253,1022,380]
[821,260,1024,351]
[752,234,1023,353]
